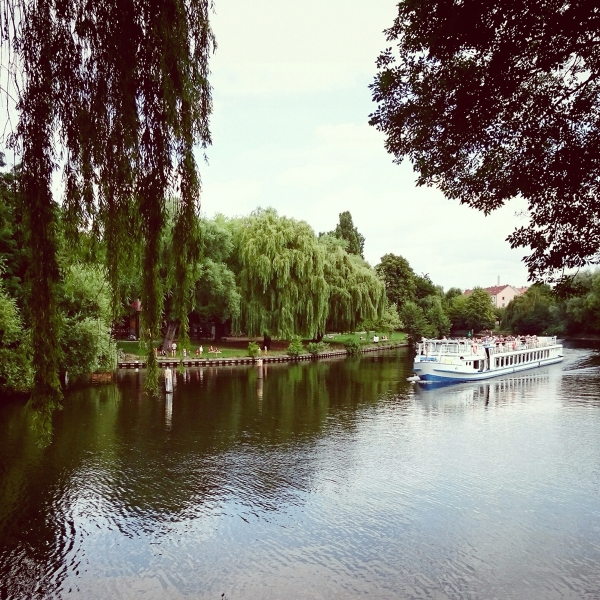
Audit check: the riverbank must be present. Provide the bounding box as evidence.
[562,334,600,342]
[117,341,408,369]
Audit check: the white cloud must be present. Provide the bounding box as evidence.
[212,63,363,96]
[199,0,533,292]
[202,180,263,218]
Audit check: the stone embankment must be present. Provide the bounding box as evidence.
[117,342,407,369]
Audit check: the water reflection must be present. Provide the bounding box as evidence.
[415,371,556,411]
[2,348,600,599]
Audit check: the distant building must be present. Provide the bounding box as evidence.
[463,284,526,308]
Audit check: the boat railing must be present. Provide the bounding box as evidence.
[491,337,557,355]
[417,336,558,360]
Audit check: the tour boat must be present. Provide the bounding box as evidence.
[412,336,563,383]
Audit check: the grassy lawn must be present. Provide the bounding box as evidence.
[327,331,407,347]
[117,331,407,361]
[116,340,289,360]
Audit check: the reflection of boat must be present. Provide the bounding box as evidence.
[415,372,552,408]
[413,336,563,383]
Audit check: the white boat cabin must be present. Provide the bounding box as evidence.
[414,336,563,382]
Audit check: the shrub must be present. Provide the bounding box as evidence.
[287,336,304,357]
[307,341,329,356]
[247,341,261,358]
[0,283,32,393]
[344,339,361,355]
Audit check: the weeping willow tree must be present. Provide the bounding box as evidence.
[233,208,329,346]
[1,0,214,408]
[319,235,385,336]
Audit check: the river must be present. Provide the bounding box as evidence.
[1,344,600,599]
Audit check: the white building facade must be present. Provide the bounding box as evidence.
[464,285,526,308]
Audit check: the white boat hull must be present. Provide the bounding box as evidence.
[413,336,563,383]
[414,356,563,382]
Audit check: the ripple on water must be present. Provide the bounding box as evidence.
[1,349,600,598]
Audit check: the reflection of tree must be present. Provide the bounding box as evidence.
[0,385,123,597]
[0,350,414,594]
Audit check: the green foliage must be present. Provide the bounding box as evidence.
[307,341,330,356]
[425,297,451,338]
[287,335,304,357]
[0,160,28,306]
[58,265,116,376]
[447,294,469,331]
[563,272,600,335]
[414,274,437,300]
[194,259,240,323]
[0,275,32,393]
[324,211,365,258]
[370,1,600,280]
[343,339,361,355]
[375,253,416,311]
[444,287,463,304]
[3,0,215,405]
[361,298,402,335]
[247,341,261,358]
[61,317,116,376]
[504,285,556,335]
[234,208,329,340]
[320,236,385,335]
[400,301,433,344]
[463,288,497,333]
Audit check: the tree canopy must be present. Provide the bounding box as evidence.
[462,288,496,333]
[320,235,385,334]
[233,208,329,340]
[375,253,416,311]
[324,211,365,258]
[0,266,31,394]
[370,0,600,281]
[1,0,215,405]
[504,284,555,335]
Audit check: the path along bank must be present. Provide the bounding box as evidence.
[117,342,408,369]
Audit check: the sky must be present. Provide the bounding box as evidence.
[199,0,531,291]
[0,0,531,292]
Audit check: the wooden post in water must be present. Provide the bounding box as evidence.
[164,366,173,393]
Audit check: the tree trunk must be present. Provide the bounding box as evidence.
[162,320,179,353]
[313,331,324,343]
[263,333,272,351]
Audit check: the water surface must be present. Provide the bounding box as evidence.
[1,346,600,599]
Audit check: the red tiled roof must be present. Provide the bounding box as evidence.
[463,285,524,297]
[485,285,508,295]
